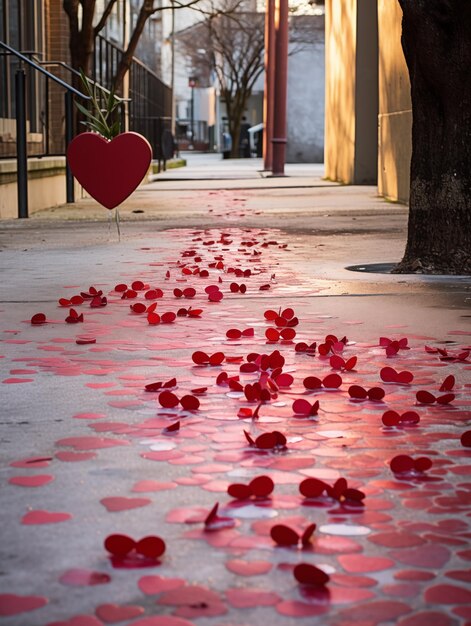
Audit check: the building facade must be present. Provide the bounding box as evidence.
[0,0,172,218]
[324,0,411,201]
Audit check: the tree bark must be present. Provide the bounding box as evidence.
[395,0,471,274]
[63,0,96,88]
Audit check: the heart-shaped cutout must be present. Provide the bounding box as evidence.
[0,594,48,616]
[21,510,72,524]
[67,132,152,209]
[95,603,145,623]
[135,536,166,559]
[294,563,330,586]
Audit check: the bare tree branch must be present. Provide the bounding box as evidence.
[94,0,119,36]
[178,3,264,156]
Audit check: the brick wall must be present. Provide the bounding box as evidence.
[47,0,71,153]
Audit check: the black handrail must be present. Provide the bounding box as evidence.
[33,57,129,102]
[0,40,92,217]
[1,38,173,218]
[0,41,90,98]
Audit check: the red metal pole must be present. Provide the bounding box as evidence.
[263,0,275,170]
[271,0,288,176]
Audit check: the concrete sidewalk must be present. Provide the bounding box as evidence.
[0,153,470,625]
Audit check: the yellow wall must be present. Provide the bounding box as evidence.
[377,0,411,203]
[324,0,378,185]
[324,0,356,183]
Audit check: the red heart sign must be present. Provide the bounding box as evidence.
[67,132,152,209]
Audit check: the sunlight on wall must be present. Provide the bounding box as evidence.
[378,0,411,203]
[324,0,356,183]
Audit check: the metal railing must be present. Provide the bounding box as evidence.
[0,40,90,217]
[1,38,173,218]
[94,35,173,157]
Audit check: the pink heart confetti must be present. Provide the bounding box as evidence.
[100,497,151,512]
[95,604,145,623]
[0,594,48,616]
[22,510,72,525]
[59,569,111,586]
[9,474,54,487]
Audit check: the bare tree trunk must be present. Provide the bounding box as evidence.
[395,0,471,274]
[63,0,96,89]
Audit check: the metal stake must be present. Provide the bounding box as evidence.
[64,90,75,203]
[15,68,28,218]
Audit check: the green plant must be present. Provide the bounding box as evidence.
[75,69,122,140]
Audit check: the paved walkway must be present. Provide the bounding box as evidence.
[0,153,470,625]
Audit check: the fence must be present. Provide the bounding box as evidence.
[0,37,173,217]
[94,36,173,158]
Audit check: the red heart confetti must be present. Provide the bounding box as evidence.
[390,455,433,474]
[271,522,316,547]
[416,390,455,405]
[461,430,471,447]
[246,430,287,451]
[299,477,330,498]
[145,378,177,392]
[104,534,165,562]
[192,351,224,366]
[227,475,274,500]
[104,534,136,557]
[145,289,164,299]
[7,226,471,625]
[31,313,47,325]
[270,524,300,546]
[179,395,200,411]
[136,536,166,559]
[158,391,180,408]
[295,341,317,354]
[292,398,320,417]
[380,336,409,356]
[204,503,236,532]
[330,355,357,371]
[65,308,84,324]
[293,563,330,586]
[299,477,365,505]
[348,385,385,401]
[382,410,420,427]
[439,374,455,391]
[230,282,247,293]
[304,373,342,390]
[163,421,180,434]
[380,367,414,384]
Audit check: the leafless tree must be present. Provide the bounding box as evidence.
[179,0,265,157]
[63,0,207,93]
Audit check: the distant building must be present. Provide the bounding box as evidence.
[287,13,325,163]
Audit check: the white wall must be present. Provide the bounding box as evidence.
[287,21,325,163]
